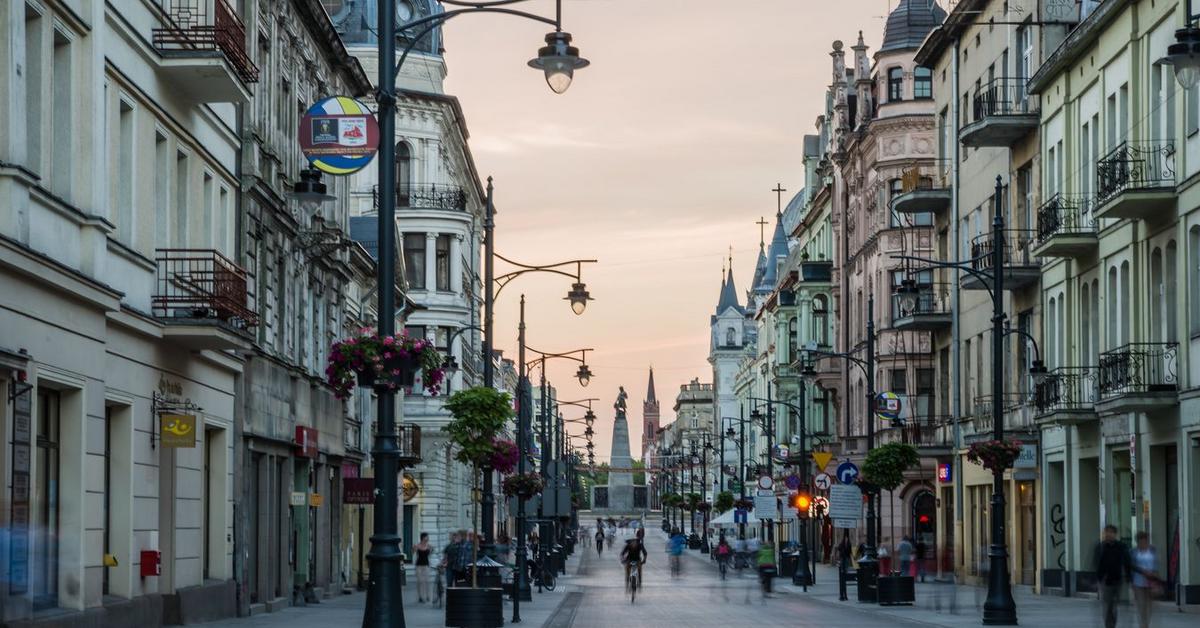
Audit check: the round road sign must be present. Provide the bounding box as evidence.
[814,472,833,491]
[299,96,380,175]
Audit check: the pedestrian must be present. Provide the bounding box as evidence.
[453,529,473,586]
[915,537,928,582]
[878,540,891,575]
[898,536,914,577]
[1094,524,1132,628]
[414,533,433,603]
[441,532,460,589]
[595,527,605,556]
[494,532,511,564]
[1131,531,1159,628]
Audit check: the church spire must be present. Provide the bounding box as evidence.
[716,252,742,313]
[646,367,657,404]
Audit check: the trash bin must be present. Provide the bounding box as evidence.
[780,552,799,578]
[877,575,915,605]
[473,556,504,589]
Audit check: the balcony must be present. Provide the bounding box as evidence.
[1094,140,1176,221]
[970,393,1036,439]
[1032,194,1098,259]
[152,249,257,350]
[961,229,1040,291]
[372,183,469,213]
[891,282,953,331]
[961,78,1039,148]
[877,415,953,455]
[152,0,259,104]
[1096,343,1178,413]
[799,259,833,283]
[1034,367,1099,425]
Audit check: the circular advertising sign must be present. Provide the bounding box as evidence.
[299,96,380,175]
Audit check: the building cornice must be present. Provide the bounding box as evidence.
[1028,0,1132,94]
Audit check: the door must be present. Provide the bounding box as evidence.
[33,391,60,610]
[1018,480,1036,585]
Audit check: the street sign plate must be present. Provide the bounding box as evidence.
[833,518,857,529]
[782,506,798,521]
[836,460,860,484]
[814,473,833,491]
[812,451,833,471]
[754,494,778,520]
[828,484,862,521]
[734,509,748,524]
[757,475,773,491]
[812,496,830,515]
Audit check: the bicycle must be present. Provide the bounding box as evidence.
[534,555,557,591]
[670,553,681,578]
[627,565,639,604]
[434,565,445,608]
[717,555,728,580]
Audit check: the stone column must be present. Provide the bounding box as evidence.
[424,232,437,290]
[450,234,463,294]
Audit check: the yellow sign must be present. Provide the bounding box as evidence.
[811,451,833,471]
[309,493,324,507]
[160,414,197,448]
[103,554,119,567]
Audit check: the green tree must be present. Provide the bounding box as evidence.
[861,442,920,491]
[631,459,646,484]
[442,387,514,467]
[714,491,735,514]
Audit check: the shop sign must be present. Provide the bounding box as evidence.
[295,426,318,458]
[8,388,32,594]
[1014,443,1037,469]
[309,493,324,507]
[290,492,307,507]
[298,96,380,175]
[875,391,901,422]
[937,463,953,483]
[344,478,376,504]
[402,473,420,502]
[160,414,197,448]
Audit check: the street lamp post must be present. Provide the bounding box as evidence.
[366,2,589,625]
[892,176,1048,625]
[747,392,810,586]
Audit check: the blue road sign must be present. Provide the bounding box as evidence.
[837,460,860,485]
[734,509,748,524]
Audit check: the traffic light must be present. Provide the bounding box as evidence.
[790,491,812,518]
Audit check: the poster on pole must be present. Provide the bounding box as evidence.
[827,484,862,522]
[753,494,778,520]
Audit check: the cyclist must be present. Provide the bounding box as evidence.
[668,527,686,576]
[714,535,733,579]
[620,536,648,590]
[756,542,777,596]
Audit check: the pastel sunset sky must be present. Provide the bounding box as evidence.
[442,0,898,458]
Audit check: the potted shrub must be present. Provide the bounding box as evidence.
[967,439,1023,473]
[442,387,513,628]
[861,442,920,605]
[325,329,444,400]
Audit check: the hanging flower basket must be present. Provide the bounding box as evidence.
[326,329,445,400]
[489,438,519,474]
[967,439,1023,473]
[734,497,755,511]
[502,472,544,498]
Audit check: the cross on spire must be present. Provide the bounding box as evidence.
[772,183,787,216]
[756,216,769,247]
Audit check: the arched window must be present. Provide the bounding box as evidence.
[1091,279,1100,363]
[1151,247,1164,342]
[1108,267,1119,349]
[1057,291,1066,367]
[1081,282,1092,366]
[1047,297,1057,367]
[888,67,904,102]
[1167,240,1178,341]
[725,327,736,347]
[914,67,933,99]
[788,317,798,363]
[396,141,412,205]
[1191,227,1200,334]
[1120,261,1131,345]
[813,294,830,347]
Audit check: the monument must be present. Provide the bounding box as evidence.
[591,386,648,512]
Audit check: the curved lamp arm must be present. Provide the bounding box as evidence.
[802,348,871,378]
[393,3,559,81]
[494,257,597,300]
[891,253,999,304]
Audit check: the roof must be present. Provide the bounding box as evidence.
[716,266,742,314]
[913,0,988,66]
[646,367,657,404]
[751,246,769,295]
[761,212,790,288]
[879,0,948,54]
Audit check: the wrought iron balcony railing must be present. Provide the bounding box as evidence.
[971,77,1039,120]
[891,281,953,319]
[152,0,259,83]
[1098,342,1178,398]
[971,393,1034,433]
[375,424,422,467]
[372,183,469,212]
[1034,366,1099,414]
[1096,140,1175,207]
[1036,193,1097,244]
[969,229,1038,276]
[152,248,258,328]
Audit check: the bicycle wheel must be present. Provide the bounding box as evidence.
[630,574,636,603]
[543,569,557,591]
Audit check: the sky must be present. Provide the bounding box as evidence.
[441,0,898,460]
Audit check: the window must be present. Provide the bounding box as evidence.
[1108,266,1119,349]
[1081,282,1092,366]
[435,234,451,291]
[1189,83,1200,135]
[1047,297,1058,366]
[403,232,426,289]
[117,100,135,244]
[396,142,412,205]
[725,327,736,346]
[25,7,43,172]
[202,174,214,247]
[889,67,904,102]
[891,369,908,394]
[175,150,189,247]
[1152,247,1165,342]
[1167,241,1179,341]
[1018,165,1033,232]
[1191,227,1200,335]
[914,67,932,99]
[51,29,72,195]
[155,132,169,247]
[893,210,933,227]
[34,390,61,609]
[812,295,829,347]
[1120,261,1131,344]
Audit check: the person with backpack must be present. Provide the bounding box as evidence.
[715,535,733,579]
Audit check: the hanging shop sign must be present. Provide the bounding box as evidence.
[875,391,902,422]
[344,478,376,504]
[937,463,953,483]
[298,96,380,175]
[290,492,307,507]
[309,493,325,507]
[295,426,319,459]
[160,414,197,448]
[402,473,420,502]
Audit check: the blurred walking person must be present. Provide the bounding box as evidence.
[414,533,433,603]
[1131,532,1159,628]
[1094,525,1132,628]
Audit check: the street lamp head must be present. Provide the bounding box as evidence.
[584,426,594,438]
[528,31,590,94]
[576,363,593,387]
[1166,26,1200,89]
[800,360,819,382]
[749,407,764,422]
[584,409,596,427]
[1030,359,1050,386]
[289,167,336,215]
[442,354,460,374]
[565,282,591,315]
[725,426,736,438]
[896,277,920,314]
